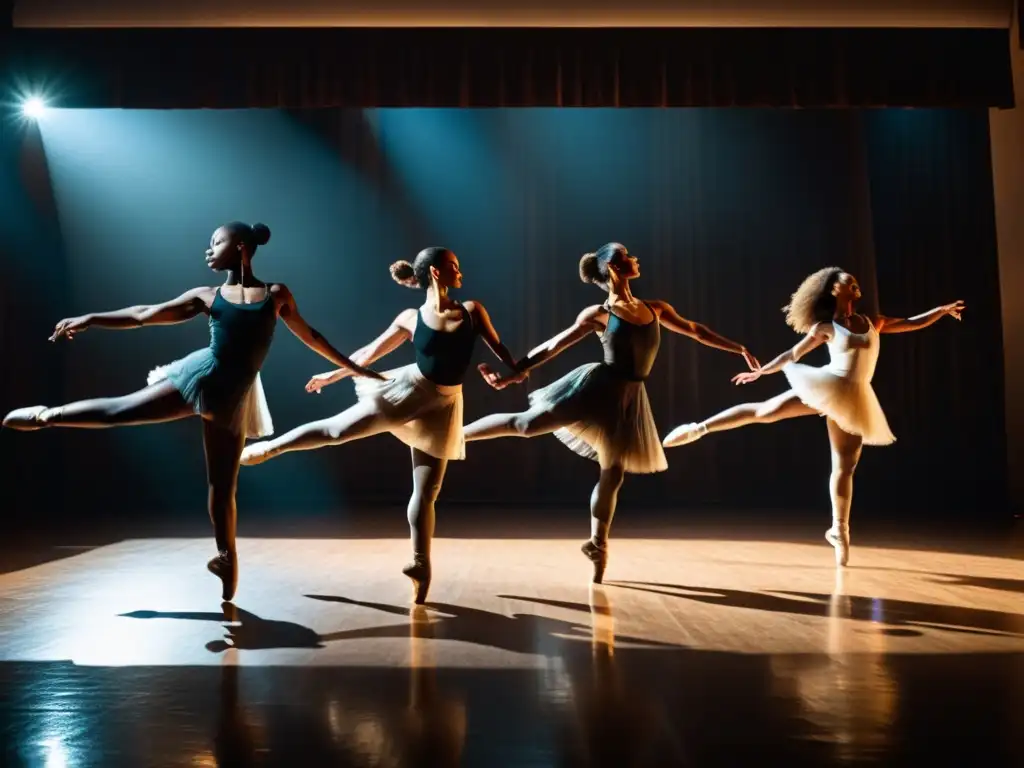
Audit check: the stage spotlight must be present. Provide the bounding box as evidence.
[21,96,46,119]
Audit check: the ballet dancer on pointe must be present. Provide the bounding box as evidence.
[663,267,964,566]
[239,247,521,603]
[3,222,383,600]
[464,242,760,583]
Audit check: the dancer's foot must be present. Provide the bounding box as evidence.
[207,550,239,601]
[825,526,850,567]
[3,406,54,431]
[581,539,609,584]
[239,442,274,466]
[402,555,432,605]
[662,422,707,448]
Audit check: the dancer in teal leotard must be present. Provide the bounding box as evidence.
[3,221,383,600]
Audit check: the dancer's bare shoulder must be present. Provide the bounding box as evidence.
[807,321,835,341]
[393,307,419,334]
[577,303,610,329]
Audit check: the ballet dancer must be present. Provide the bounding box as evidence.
[239,247,521,603]
[663,266,964,566]
[465,242,759,583]
[3,221,383,600]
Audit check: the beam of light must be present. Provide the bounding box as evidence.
[22,96,47,119]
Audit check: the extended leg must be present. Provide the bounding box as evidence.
[3,379,193,430]
[825,418,863,567]
[663,389,815,447]
[402,448,449,604]
[581,465,627,584]
[463,406,571,442]
[240,400,392,465]
[203,419,247,601]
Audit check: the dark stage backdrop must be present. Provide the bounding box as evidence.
[0,108,1006,527]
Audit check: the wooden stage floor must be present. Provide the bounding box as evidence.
[1,516,1022,766]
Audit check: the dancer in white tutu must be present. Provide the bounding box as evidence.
[465,242,759,583]
[663,267,965,566]
[240,247,521,603]
[2,221,383,600]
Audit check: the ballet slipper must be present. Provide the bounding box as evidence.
[662,422,707,448]
[825,526,850,567]
[207,550,239,602]
[239,442,273,466]
[3,406,53,431]
[402,555,432,604]
[581,539,609,584]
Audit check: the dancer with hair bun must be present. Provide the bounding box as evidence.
[663,267,965,566]
[241,247,521,604]
[464,242,759,584]
[3,221,382,600]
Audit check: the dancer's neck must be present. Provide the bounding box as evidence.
[607,281,636,307]
[222,263,261,288]
[426,283,453,315]
[833,300,856,322]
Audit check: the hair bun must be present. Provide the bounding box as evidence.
[251,223,271,246]
[390,260,419,288]
[578,253,601,284]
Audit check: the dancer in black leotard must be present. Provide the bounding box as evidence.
[240,247,521,603]
[465,243,760,583]
[2,222,382,600]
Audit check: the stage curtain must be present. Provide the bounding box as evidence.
[2,27,1014,108]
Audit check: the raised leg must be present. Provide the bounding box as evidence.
[825,418,863,567]
[3,379,193,430]
[240,400,392,465]
[463,406,571,442]
[582,464,627,584]
[663,389,815,447]
[402,448,449,604]
[202,419,247,601]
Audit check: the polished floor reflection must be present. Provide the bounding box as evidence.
[1,524,1022,766]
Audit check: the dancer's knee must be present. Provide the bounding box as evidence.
[512,411,550,437]
[753,401,782,422]
[207,479,238,509]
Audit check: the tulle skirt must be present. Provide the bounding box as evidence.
[147,350,273,439]
[783,363,895,446]
[527,362,667,474]
[353,363,465,461]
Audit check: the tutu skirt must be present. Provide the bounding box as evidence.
[527,362,667,474]
[147,349,273,439]
[783,363,895,446]
[353,363,465,461]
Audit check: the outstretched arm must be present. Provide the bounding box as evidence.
[478,305,604,389]
[465,301,519,371]
[48,287,214,341]
[275,285,385,380]
[874,301,965,334]
[732,323,830,385]
[306,310,414,393]
[649,300,760,371]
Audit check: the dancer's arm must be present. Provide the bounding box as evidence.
[649,300,760,371]
[306,309,415,392]
[731,324,831,385]
[48,286,215,341]
[465,301,518,371]
[874,301,965,334]
[479,305,603,389]
[274,285,386,380]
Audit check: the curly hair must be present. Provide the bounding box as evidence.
[782,267,844,334]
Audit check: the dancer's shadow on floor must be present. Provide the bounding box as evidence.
[121,604,358,652]
[305,594,679,653]
[608,581,1024,638]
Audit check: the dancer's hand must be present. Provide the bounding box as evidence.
[942,300,966,321]
[740,347,761,372]
[306,370,348,393]
[731,369,762,386]
[478,363,527,390]
[49,315,90,342]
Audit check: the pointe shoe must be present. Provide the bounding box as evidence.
[239,442,273,466]
[581,539,609,584]
[402,556,432,604]
[825,526,850,567]
[3,406,51,431]
[663,422,707,449]
[207,551,239,602]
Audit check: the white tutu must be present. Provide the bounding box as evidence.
[147,365,274,439]
[783,363,895,446]
[353,363,465,461]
